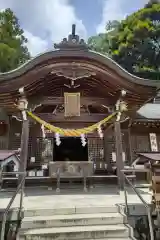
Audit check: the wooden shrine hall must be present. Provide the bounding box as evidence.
[0,24,160,190]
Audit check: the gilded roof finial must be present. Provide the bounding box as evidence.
[54,24,88,50]
[72,24,76,37]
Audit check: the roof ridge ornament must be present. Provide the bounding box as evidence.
[54,24,88,51]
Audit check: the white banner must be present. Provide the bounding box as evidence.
[149,133,158,152]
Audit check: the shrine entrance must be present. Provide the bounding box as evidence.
[54,137,88,162]
[0,25,158,191]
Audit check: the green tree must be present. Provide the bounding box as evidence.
[88,20,120,55]
[109,2,160,78]
[0,8,30,73]
[145,0,159,8]
[88,33,110,55]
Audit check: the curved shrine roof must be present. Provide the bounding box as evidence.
[138,103,160,120]
[0,25,159,110]
[0,49,159,88]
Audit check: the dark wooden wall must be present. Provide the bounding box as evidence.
[0,110,10,150]
[7,118,160,169]
[8,118,22,150]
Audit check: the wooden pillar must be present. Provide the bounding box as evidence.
[18,119,29,183]
[128,127,133,165]
[123,128,132,165]
[29,122,37,162]
[104,128,113,172]
[114,121,124,190]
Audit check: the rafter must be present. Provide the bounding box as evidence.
[33,113,113,123]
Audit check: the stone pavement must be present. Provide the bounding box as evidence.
[0,185,152,210]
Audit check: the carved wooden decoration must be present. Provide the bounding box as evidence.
[51,64,96,81]
[64,92,80,117]
[149,133,158,152]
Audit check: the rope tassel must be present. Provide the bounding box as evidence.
[55,132,61,146]
[81,134,87,147]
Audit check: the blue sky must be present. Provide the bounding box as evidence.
[70,0,103,36]
[0,0,149,56]
[71,0,149,36]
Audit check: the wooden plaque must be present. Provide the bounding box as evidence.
[64,92,80,117]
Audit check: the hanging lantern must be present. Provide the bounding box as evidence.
[115,99,127,121]
[116,112,121,122]
[41,124,46,138]
[97,125,103,139]
[55,132,61,146]
[17,97,28,111]
[17,96,28,121]
[81,134,87,147]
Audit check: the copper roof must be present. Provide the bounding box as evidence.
[0,150,18,161]
[138,153,160,161]
[137,103,160,119]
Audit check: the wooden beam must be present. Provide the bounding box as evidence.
[33,113,110,123]
[33,96,114,106]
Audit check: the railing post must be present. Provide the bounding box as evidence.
[0,166,2,190]
[56,168,60,193]
[124,177,129,215]
[147,207,154,240]
[0,175,26,240]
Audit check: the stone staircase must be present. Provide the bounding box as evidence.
[18,205,136,240]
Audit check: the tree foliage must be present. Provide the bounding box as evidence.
[0,8,30,72]
[87,20,120,55]
[88,33,110,55]
[109,2,160,77]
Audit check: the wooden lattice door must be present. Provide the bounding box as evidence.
[88,136,105,172]
[131,134,150,161]
[8,119,22,150]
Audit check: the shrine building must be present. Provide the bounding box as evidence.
[0,25,160,190]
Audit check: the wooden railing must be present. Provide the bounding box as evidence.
[121,170,154,240]
[0,171,26,240]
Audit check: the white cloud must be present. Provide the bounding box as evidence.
[97,0,150,34]
[23,31,48,57]
[96,0,125,34]
[0,0,87,56]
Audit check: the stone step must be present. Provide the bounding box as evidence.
[19,224,130,239]
[24,205,118,217]
[82,239,132,240]
[21,212,124,229]
[20,239,132,240]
